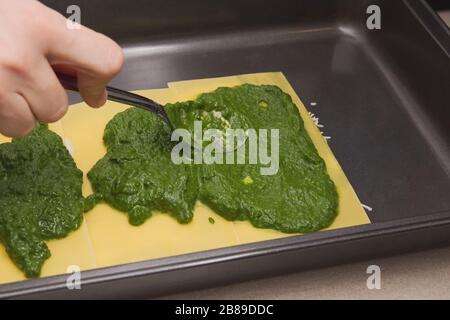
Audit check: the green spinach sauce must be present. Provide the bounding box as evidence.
[89,85,338,233]
[0,124,92,277]
[87,107,199,226]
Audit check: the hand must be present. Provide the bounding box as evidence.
[0,0,124,137]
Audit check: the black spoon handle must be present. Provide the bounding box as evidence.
[56,72,173,128]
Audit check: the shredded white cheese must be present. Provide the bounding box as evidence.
[309,111,331,141]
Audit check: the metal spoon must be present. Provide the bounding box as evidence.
[56,72,174,130]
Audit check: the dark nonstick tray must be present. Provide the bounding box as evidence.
[1,0,449,299]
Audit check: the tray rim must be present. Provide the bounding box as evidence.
[1,0,450,298]
[2,209,450,298]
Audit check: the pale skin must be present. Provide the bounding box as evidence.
[0,0,124,137]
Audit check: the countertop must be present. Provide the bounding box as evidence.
[163,11,450,300]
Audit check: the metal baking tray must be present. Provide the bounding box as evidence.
[1,0,449,299]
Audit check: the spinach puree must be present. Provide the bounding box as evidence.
[89,84,338,233]
[0,124,90,277]
[87,107,199,225]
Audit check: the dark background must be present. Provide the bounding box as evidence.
[428,0,450,10]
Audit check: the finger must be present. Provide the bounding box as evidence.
[51,64,106,108]
[0,93,36,138]
[43,10,124,107]
[77,72,108,108]
[22,59,68,123]
[47,25,124,79]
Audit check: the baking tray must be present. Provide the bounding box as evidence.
[1,0,449,299]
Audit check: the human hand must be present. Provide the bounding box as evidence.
[0,0,124,137]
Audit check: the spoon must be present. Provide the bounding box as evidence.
[56,72,174,130]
